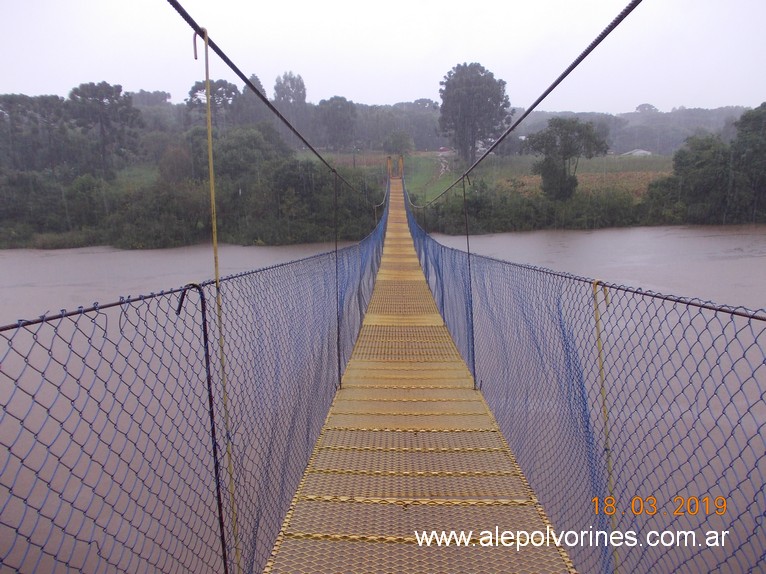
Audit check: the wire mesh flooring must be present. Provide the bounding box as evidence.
[264,178,577,573]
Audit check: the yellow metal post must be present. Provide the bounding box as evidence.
[593,280,618,574]
[200,28,242,574]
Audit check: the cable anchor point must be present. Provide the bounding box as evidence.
[193,28,208,60]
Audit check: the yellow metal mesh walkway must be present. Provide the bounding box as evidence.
[264,178,577,573]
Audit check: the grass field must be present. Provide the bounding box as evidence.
[402,152,672,202]
[297,150,393,171]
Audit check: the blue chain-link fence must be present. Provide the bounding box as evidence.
[0,198,386,574]
[406,184,765,574]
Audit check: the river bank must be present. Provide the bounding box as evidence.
[3,224,765,326]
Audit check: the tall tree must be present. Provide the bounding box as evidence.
[130,90,171,107]
[438,62,510,163]
[0,94,39,171]
[67,82,142,181]
[273,71,308,137]
[671,134,731,222]
[232,74,271,126]
[318,96,356,151]
[635,103,659,114]
[732,102,766,222]
[383,130,414,155]
[186,79,239,130]
[273,71,306,107]
[525,117,609,200]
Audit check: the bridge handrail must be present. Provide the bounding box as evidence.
[0,199,388,573]
[404,183,766,574]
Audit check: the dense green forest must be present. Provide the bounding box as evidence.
[0,80,396,248]
[0,74,763,249]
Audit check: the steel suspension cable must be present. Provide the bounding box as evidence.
[165,0,361,195]
[417,0,643,208]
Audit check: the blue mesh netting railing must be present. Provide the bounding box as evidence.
[405,184,765,574]
[0,198,386,574]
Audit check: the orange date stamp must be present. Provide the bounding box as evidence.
[592,496,727,517]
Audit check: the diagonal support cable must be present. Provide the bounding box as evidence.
[165,0,361,195]
[419,0,644,208]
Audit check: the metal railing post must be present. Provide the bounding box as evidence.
[176,284,230,574]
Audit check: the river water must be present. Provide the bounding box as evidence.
[434,224,766,312]
[2,225,765,325]
[0,242,342,325]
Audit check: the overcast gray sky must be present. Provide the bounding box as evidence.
[6,0,766,114]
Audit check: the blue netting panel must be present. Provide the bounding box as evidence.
[406,187,766,574]
[0,209,386,573]
[338,197,388,371]
[202,205,386,573]
[407,199,474,375]
[0,292,223,573]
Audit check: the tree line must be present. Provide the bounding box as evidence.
[0,78,397,248]
[645,104,766,225]
[1,66,762,249]
[427,62,764,231]
[415,102,766,234]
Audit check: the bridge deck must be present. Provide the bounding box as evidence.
[264,178,576,573]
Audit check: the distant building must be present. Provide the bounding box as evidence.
[621,149,652,157]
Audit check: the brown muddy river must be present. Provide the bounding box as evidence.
[434,224,766,312]
[2,225,764,326]
[0,242,342,325]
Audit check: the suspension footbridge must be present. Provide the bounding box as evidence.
[2,168,765,573]
[2,0,765,571]
[263,177,576,573]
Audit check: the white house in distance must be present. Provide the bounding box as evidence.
[621,149,652,157]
